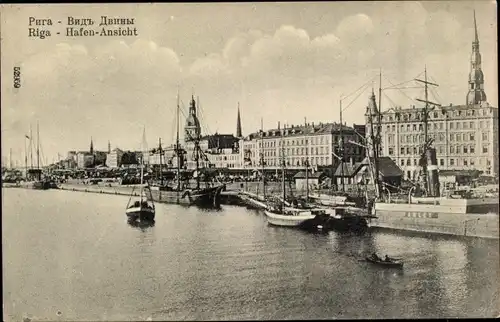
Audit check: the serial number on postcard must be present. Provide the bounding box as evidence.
[13,67,21,89]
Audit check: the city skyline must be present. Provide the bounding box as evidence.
[1,1,497,165]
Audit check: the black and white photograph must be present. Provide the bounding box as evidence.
[1,1,498,320]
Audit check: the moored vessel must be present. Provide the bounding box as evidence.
[149,94,225,208]
[125,129,155,223]
[263,121,330,231]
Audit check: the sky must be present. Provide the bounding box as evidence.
[1,1,497,166]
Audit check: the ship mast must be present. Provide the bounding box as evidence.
[261,117,266,200]
[374,70,382,199]
[29,125,33,170]
[280,122,286,205]
[339,98,345,192]
[158,137,163,186]
[195,96,200,190]
[140,129,144,205]
[415,66,440,195]
[24,136,28,179]
[176,91,181,202]
[304,118,309,201]
[36,122,40,179]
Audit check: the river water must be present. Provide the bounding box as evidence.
[2,188,499,320]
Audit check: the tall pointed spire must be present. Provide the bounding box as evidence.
[141,126,148,151]
[90,137,94,154]
[108,140,111,153]
[236,102,242,138]
[466,9,487,105]
[473,10,479,43]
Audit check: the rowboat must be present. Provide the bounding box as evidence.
[365,256,404,268]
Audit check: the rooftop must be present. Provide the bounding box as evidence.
[293,170,325,179]
[245,122,361,141]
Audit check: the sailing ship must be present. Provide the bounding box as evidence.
[126,132,155,222]
[26,123,55,190]
[264,122,330,231]
[150,94,225,208]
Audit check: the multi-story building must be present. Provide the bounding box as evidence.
[367,13,498,179]
[106,148,124,168]
[242,121,366,170]
[148,97,241,171]
[76,152,94,169]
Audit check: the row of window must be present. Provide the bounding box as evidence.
[257,135,363,149]
[261,156,330,167]
[389,143,489,156]
[259,136,332,148]
[259,146,364,157]
[389,131,490,145]
[386,119,492,133]
[400,158,492,167]
[385,107,492,123]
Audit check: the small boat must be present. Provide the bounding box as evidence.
[125,130,155,223]
[365,255,404,268]
[126,196,155,222]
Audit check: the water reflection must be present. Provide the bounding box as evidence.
[127,219,156,231]
[3,189,499,320]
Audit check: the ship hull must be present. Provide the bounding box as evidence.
[264,210,330,231]
[31,181,51,190]
[328,216,368,233]
[125,207,155,222]
[151,184,225,208]
[371,201,499,239]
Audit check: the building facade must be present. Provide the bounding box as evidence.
[106,148,124,168]
[242,122,366,170]
[369,13,498,179]
[76,152,94,169]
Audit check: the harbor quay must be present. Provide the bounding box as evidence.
[5,180,498,240]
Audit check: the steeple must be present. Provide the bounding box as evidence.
[365,90,379,158]
[236,103,242,138]
[90,137,94,154]
[108,140,111,153]
[466,10,487,106]
[185,94,201,142]
[473,10,479,44]
[365,89,378,115]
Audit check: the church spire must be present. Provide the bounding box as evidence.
[466,10,487,106]
[108,140,111,153]
[236,102,242,138]
[473,10,479,44]
[90,137,94,154]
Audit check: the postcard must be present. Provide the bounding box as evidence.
[1,2,498,321]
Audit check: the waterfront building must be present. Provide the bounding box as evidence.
[106,148,124,168]
[242,121,366,171]
[76,152,94,169]
[369,13,498,179]
[201,134,241,169]
[294,170,326,191]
